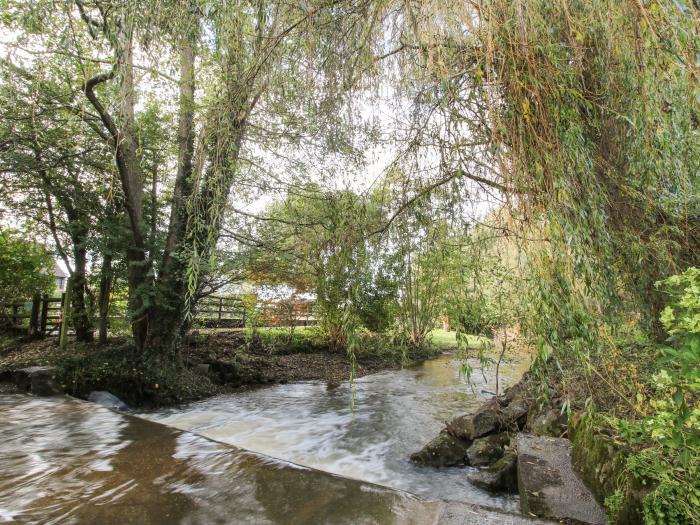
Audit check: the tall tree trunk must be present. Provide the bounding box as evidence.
[71,239,93,342]
[150,163,158,250]
[98,253,113,344]
[84,19,150,350]
[146,34,197,355]
[117,23,150,351]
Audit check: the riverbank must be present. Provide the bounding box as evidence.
[410,323,699,525]
[0,328,444,407]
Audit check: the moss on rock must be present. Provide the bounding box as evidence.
[569,411,649,525]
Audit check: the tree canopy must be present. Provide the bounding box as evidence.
[0,228,55,303]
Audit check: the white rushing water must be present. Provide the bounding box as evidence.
[139,353,530,512]
[0,394,446,524]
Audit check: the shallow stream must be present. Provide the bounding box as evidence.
[139,352,531,512]
[0,351,532,523]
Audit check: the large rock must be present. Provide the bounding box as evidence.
[13,366,62,396]
[502,396,529,428]
[500,378,533,429]
[446,398,503,440]
[88,391,130,411]
[466,432,510,467]
[468,450,518,493]
[530,408,566,437]
[502,377,531,405]
[410,430,472,467]
[517,433,607,524]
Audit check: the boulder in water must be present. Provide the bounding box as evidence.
[88,391,130,411]
[446,398,503,440]
[466,432,511,467]
[410,430,471,467]
[517,433,607,524]
[468,450,518,493]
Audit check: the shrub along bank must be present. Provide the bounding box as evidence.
[531,270,699,524]
[408,268,699,525]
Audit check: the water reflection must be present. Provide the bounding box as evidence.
[0,395,444,524]
[141,353,531,511]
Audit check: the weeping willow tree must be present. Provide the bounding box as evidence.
[393,0,700,355]
[2,0,387,360]
[383,7,700,520]
[480,0,699,347]
[236,186,386,349]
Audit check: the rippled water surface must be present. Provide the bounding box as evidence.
[140,353,530,511]
[0,395,444,524]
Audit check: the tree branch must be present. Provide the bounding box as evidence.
[371,169,512,235]
[82,71,118,140]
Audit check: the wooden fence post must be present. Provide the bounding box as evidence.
[29,294,40,337]
[40,295,49,337]
[59,277,73,349]
[11,303,19,327]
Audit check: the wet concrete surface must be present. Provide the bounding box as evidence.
[0,393,557,524]
[0,394,444,524]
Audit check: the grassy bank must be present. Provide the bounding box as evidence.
[427,329,491,350]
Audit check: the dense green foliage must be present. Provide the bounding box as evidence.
[611,269,700,524]
[1,0,388,355]
[0,229,54,303]
[394,4,700,521]
[479,0,700,346]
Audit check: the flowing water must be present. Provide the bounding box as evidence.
[0,351,532,524]
[139,352,531,512]
[0,394,444,524]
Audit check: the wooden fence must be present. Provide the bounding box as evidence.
[1,288,317,344]
[256,299,316,328]
[194,295,246,328]
[192,295,317,329]
[0,294,69,341]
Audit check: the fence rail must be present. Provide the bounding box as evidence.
[0,294,67,341]
[192,295,317,329]
[1,287,317,346]
[194,295,246,328]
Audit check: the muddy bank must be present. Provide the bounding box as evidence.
[0,331,440,407]
[185,331,440,384]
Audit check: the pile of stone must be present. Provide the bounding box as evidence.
[410,380,535,492]
[410,379,608,524]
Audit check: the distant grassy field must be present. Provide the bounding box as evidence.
[428,329,491,349]
[248,326,490,352]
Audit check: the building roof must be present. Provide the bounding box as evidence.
[54,262,68,279]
